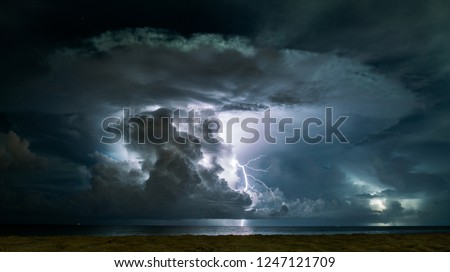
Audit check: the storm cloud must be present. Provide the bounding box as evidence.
[1,0,449,225]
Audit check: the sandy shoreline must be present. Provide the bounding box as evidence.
[1,233,450,251]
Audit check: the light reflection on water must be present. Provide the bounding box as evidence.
[2,225,450,236]
[104,226,260,236]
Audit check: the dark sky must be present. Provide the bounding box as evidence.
[1,0,449,225]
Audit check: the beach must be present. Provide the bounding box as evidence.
[1,233,450,251]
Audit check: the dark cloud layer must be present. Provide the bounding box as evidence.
[0,0,449,225]
[0,131,47,172]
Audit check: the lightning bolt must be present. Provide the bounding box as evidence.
[236,161,250,191]
[236,155,280,203]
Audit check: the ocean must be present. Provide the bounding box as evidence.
[1,225,449,236]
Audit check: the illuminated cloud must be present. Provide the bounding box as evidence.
[1,1,449,225]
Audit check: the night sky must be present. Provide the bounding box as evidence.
[1,0,449,225]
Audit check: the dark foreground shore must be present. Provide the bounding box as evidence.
[1,233,450,251]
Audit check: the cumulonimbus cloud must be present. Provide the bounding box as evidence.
[3,27,441,224]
